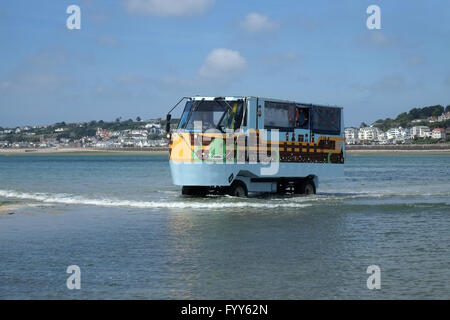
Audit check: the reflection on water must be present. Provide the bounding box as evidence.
[0,154,449,299]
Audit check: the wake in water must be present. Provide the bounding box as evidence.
[0,189,313,210]
[1,188,449,211]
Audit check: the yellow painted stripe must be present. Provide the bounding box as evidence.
[184,146,342,154]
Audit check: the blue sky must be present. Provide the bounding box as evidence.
[1,0,449,127]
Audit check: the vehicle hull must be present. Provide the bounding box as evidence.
[169,160,343,187]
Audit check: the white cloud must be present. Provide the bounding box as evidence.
[240,13,277,33]
[359,31,400,47]
[198,48,247,80]
[124,0,213,17]
[367,32,391,45]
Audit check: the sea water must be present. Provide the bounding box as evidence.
[0,153,449,299]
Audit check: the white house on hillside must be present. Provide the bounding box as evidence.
[358,127,382,142]
[411,126,431,138]
[344,127,359,144]
[431,128,445,139]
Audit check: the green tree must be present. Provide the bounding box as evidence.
[54,121,66,127]
[395,112,411,126]
[430,105,444,117]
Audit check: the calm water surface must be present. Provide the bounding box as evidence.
[0,153,449,299]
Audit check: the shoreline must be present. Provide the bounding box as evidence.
[346,149,450,155]
[1,146,450,155]
[0,148,168,155]
[346,144,450,155]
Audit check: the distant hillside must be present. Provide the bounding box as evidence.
[371,105,450,131]
[0,117,180,143]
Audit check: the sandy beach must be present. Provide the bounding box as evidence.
[346,149,450,155]
[0,148,168,155]
[346,144,450,155]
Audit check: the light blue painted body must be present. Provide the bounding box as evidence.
[169,161,346,191]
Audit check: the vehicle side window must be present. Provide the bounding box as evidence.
[311,106,341,135]
[177,101,193,129]
[264,101,295,131]
[233,103,244,130]
[218,102,244,131]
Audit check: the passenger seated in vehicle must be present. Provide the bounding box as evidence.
[296,108,309,128]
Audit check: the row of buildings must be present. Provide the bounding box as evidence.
[89,125,167,148]
[345,126,448,145]
[0,120,168,149]
[425,111,450,123]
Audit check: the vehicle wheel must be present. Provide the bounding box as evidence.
[301,181,316,195]
[277,182,287,194]
[229,181,248,197]
[182,186,208,196]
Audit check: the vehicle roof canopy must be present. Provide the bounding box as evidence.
[189,96,342,109]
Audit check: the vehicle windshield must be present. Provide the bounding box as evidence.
[178,100,243,132]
